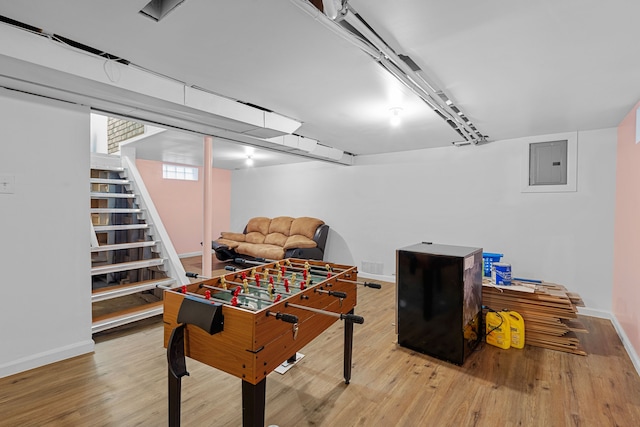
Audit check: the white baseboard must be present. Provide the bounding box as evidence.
[609,314,640,377]
[0,339,95,379]
[179,251,202,258]
[357,271,396,283]
[577,306,611,319]
[577,307,639,377]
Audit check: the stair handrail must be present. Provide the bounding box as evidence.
[120,156,189,286]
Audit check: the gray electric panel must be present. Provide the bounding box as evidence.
[529,140,568,185]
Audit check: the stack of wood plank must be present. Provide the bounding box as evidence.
[482,279,587,355]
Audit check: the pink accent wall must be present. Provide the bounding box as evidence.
[136,159,231,255]
[613,101,640,355]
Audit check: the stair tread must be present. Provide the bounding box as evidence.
[92,278,173,295]
[93,224,149,231]
[92,301,163,333]
[91,258,165,275]
[90,165,124,172]
[91,241,157,252]
[90,178,130,185]
[90,192,135,198]
[90,208,142,213]
[92,278,174,302]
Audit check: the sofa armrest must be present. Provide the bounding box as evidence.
[312,224,329,253]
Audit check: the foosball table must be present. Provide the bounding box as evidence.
[163,258,379,427]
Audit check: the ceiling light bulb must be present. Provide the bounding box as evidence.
[390,107,403,127]
[245,156,254,166]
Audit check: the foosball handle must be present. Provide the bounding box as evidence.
[185,272,199,278]
[341,313,365,324]
[364,282,382,289]
[276,313,299,324]
[266,310,299,324]
[225,266,238,271]
[329,291,347,299]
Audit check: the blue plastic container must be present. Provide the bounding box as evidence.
[482,252,503,277]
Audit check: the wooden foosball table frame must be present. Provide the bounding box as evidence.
[163,258,367,427]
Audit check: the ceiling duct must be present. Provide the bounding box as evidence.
[0,18,354,165]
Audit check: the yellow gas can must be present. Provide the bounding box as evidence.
[507,311,525,349]
[485,311,510,349]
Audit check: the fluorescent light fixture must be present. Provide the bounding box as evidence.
[245,156,254,166]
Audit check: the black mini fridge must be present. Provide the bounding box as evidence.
[396,242,482,365]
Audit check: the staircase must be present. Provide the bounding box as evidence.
[90,154,186,333]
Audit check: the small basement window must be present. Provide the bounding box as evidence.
[162,164,198,181]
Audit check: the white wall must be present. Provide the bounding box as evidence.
[230,128,617,311]
[0,89,93,378]
[90,113,108,154]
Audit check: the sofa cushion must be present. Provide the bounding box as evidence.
[246,217,271,235]
[236,243,285,260]
[283,234,318,250]
[264,232,288,247]
[220,232,245,242]
[290,217,324,239]
[245,232,266,244]
[269,216,294,235]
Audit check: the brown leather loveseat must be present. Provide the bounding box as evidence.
[212,216,329,262]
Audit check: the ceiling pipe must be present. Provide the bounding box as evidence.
[293,0,487,143]
[289,0,380,60]
[339,4,484,142]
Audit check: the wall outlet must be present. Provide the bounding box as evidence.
[0,175,15,194]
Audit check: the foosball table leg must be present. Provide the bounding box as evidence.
[167,324,189,427]
[343,308,355,385]
[242,378,266,427]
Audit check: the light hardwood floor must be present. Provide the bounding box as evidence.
[1,271,639,426]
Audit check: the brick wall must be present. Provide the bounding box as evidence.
[107,118,144,153]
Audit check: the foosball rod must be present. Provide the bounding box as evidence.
[186,273,289,303]
[165,288,258,311]
[198,283,277,304]
[234,257,349,273]
[220,279,293,298]
[336,278,382,289]
[284,302,364,324]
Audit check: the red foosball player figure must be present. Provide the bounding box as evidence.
[300,281,306,291]
[284,278,290,293]
[274,294,282,303]
[230,296,238,306]
[181,285,187,294]
[255,275,261,287]
[233,286,242,297]
[205,290,211,300]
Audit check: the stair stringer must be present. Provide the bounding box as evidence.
[119,155,189,286]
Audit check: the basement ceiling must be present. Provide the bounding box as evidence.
[1,0,639,166]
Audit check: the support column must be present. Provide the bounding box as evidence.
[203,135,213,277]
